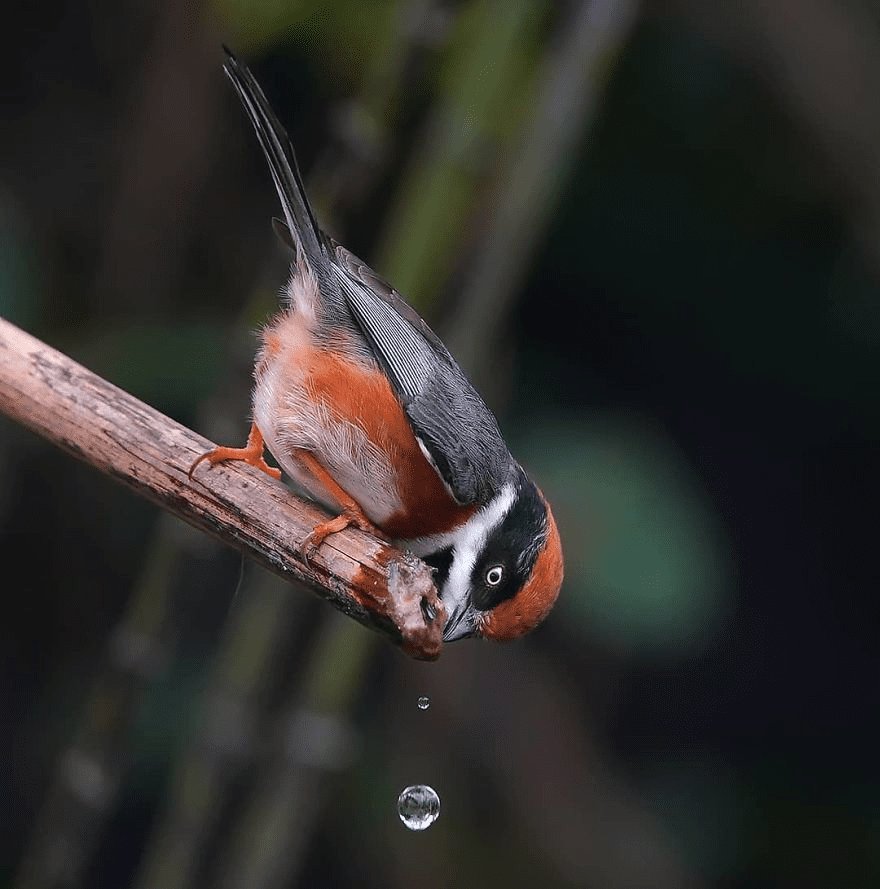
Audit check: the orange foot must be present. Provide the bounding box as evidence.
[301,505,388,562]
[290,447,388,562]
[188,422,281,480]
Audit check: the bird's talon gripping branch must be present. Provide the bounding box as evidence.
[188,422,281,480]
[300,506,387,564]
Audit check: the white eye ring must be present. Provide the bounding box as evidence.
[486,565,504,586]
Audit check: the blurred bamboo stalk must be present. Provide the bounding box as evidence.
[13,530,178,889]
[448,0,641,380]
[375,0,548,309]
[212,610,374,889]
[129,568,311,889]
[94,1,223,316]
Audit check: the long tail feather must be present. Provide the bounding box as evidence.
[222,47,324,269]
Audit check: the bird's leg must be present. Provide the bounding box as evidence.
[188,422,282,480]
[291,448,388,559]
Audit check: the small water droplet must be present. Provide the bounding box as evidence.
[417,696,430,710]
[397,784,440,830]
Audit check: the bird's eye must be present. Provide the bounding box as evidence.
[485,565,504,586]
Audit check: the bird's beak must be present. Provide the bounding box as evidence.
[442,602,477,642]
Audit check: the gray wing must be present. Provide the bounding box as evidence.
[331,245,512,505]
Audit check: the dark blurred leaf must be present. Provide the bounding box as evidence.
[70,319,237,416]
[518,414,730,655]
[0,200,45,327]
[213,0,398,84]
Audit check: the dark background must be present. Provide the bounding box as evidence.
[1,1,878,888]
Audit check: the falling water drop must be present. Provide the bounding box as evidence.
[417,696,430,710]
[397,784,440,830]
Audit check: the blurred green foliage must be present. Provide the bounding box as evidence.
[213,0,399,81]
[520,414,728,655]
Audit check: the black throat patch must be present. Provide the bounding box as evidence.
[469,470,548,612]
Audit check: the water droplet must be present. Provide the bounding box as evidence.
[397,784,440,830]
[417,696,430,710]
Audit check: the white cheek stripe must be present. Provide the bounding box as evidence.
[426,481,515,619]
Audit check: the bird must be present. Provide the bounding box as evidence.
[190,49,563,642]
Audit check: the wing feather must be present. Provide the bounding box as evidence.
[331,258,512,504]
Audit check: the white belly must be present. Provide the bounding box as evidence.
[252,340,404,527]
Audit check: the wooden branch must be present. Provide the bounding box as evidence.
[0,316,444,660]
